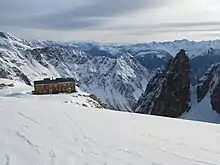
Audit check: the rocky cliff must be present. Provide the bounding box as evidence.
[134,49,190,118]
[196,63,220,113]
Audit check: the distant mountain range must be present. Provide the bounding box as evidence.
[1,32,220,114]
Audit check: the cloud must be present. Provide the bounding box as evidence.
[102,21,220,36]
[1,0,220,42]
[157,21,220,28]
[0,0,170,30]
[0,0,83,24]
[55,0,165,18]
[103,21,220,30]
[124,28,220,37]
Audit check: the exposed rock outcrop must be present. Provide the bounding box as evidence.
[134,69,165,114]
[197,64,220,102]
[211,82,220,113]
[197,63,220,113]
[134,49,190,118]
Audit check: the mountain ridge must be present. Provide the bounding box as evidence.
[2,32,220,112]
[134,50,220,123]
[134,49,190,117]
[0,33,152,111]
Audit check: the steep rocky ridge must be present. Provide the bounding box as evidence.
[134,50,190,117]
[197,63,220,113]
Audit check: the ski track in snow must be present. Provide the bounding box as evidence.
[17,112,41,126]
[16,131,41,154]
[61,109,97,144]
[43,150,56,165]
[160,148,219,165]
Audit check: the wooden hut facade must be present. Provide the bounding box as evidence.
[33,78,76,95]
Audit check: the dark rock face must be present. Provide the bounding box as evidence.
[0,32,8,39]
[88,94,108,108]
[197,64,220,102]
[134,49,190,118]
[134,69,165,114]
[190,48,220,85]
[211,82,220,113]
[12,67,32,86]
[0,68,10,79]
[0,67,32,86]
[195,63,220,113]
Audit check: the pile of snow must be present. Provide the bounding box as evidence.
[0,79,220,164]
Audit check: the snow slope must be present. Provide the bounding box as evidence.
[181,85,220,124]
[0,79,106,109]
[1,79,220,165]
[181,63,220,123]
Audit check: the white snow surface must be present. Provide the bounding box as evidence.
[1,79,220,165]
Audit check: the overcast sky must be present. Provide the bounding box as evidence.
[1,0,220,43]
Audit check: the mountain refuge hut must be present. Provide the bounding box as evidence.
[33,78,76,95]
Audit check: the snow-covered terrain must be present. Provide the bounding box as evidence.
[0,79,106,109]
[1,79,220,165]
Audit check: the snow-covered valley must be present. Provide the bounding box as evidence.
[0,79,220,165]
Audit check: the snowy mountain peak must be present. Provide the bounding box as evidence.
[0,32,8,39]
[205,48,220,56]
[0,32,32,51]
[0,32,23,42]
